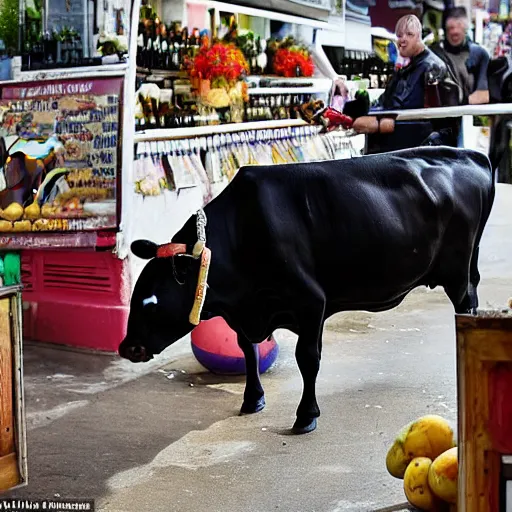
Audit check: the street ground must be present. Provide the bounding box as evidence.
[3,184,512,512]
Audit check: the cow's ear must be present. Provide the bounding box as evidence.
[131,240,158,259]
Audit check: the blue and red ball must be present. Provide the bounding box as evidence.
[191,317,279,375]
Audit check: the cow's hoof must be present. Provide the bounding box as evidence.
[239,397,266,415]
[291,417,317,434]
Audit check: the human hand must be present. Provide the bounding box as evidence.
[468,90,489,105]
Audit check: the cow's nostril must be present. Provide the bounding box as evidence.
[130,345,146,361]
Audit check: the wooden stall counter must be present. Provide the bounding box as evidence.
[456,311,512,511]
[0,285,27,493]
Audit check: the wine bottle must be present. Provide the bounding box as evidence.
[181,27,189,69]
[172,29,181,71]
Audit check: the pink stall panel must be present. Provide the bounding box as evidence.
[21,249,130,352]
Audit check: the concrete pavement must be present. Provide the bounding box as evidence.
[4,184,512,512]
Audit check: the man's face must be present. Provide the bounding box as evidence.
[396,26,422,58]
[445,18,466,46]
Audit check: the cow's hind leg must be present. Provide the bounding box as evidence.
[467,246,481,314]
[237,335,265,415]
[292,293,326,435]
[444,245,481,315]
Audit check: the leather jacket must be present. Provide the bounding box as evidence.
[430,38,490,104]
[373,48,448,110]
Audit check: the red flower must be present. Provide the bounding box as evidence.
[272,48,314,77]
[191,42,249,82]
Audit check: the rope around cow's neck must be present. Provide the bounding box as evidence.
[189,209,210,325]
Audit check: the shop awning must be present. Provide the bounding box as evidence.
[189,0,336,24]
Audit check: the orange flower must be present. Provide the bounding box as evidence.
[190,42,249,84]
[272,47,314,77]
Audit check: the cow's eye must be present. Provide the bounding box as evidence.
[142,295,158,307]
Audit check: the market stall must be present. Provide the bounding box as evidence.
[0,0,131,351]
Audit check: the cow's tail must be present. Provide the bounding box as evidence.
[488,114,512,186]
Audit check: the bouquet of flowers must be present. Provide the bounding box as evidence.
[272,47,314,77]
[267,36,314,77]
[191,42,249,89]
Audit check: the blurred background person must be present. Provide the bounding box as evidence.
[430,6,490,105]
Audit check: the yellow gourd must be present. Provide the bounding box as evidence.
[0,220,12,231]
[24,202,41,220]
[0,202,24,222]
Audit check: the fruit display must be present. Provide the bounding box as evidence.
[386,415,456,478]
[0,82,119,234]
[386,415,458,511]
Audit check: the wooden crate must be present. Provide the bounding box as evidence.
[456,311,512,511]
[0,285,27,492]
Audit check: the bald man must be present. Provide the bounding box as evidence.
[374,14,448,110]
[361,15,462,153]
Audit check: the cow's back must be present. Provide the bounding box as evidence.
[206,146,492,305]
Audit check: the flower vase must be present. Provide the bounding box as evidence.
[230,102,244,124]
[216,106,231,124]
[190,75,200,91]
[199,78,211,99]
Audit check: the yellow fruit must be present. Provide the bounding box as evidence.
[0,220,12,231]
[428,447,458,504]
[404,415,456,461]
[404,457,437,510]
[0,202,23,221]
[13,220,31,232]
[24,202,41,220]
[41,203,55,218]
[386,432,410,479]
[386,415,456,479]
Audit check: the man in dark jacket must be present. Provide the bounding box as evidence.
[427,6,489,147]
[375,14,447,110]
[361,14,459,153]
[373,14,448,110]
[430,6,490,105]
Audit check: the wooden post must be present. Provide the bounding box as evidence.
[0,297,14,457]
[0,285,27,491]
[456,312,512,511]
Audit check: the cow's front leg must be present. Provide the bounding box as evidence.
[237,335,265,415]
[293,304,325,435]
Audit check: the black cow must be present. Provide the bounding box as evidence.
[119,145,495,434]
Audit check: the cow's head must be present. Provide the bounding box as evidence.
[119,212,209,363]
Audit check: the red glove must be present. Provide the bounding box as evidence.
[313,107,353,132]
[323,108,354,130]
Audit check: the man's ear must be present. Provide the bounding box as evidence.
[131,240,158,259]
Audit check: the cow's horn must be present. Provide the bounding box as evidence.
[131,240,158,260]
[156,243,187,258]
[192,240,205,258]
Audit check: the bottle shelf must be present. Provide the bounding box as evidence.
[136,67,182,77]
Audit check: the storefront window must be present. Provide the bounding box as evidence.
[19,0,130,70]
